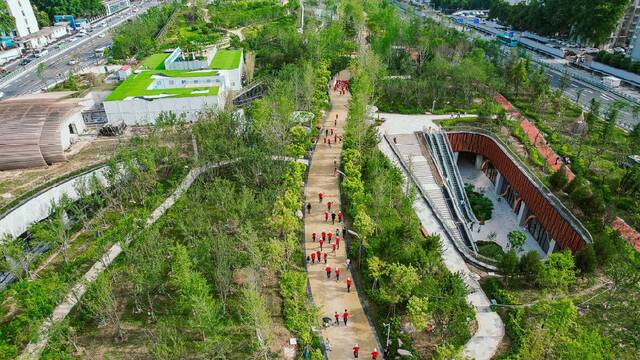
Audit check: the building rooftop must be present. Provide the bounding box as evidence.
[209,49,242,69]
[106,69,221,101]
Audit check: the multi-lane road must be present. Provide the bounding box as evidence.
[392,1,640,130]
[0,0,165,98]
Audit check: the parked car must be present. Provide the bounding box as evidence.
[20,58,31,66]
[98,33,106,38]
[67,60,78,66]
[34,49,49,58]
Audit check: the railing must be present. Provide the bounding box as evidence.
[382,134,499,271]
[427,128,479,224]
[420,130,479,255]
[445,126,593,244]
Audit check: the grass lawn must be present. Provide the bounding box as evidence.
[142,53,170,70]
[106,70,220,101]
[210,49,242,69]
[476,240,506,261]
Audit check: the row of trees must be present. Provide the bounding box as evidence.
[31,0,105,20]
[595,50,640,75]
[340,2,475,356]
[0,124,193,358]
[489,0,629,46]
[111,3,177,60]
[39,2,349,357]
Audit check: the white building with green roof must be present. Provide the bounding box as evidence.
[104,47,244,125]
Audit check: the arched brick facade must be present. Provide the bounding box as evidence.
[448,132,589,252]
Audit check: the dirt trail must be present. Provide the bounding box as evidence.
[303,71,381,359]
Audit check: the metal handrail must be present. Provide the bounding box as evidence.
[421,130,479,254]
[428,128,479,224]
[382,134,499,271]
[445,126,593,243]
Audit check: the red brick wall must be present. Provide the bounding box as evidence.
[448,132,586,252]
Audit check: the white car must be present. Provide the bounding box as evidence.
[98,33,106,38]
[0,92,4,99]
[67,60,77,66]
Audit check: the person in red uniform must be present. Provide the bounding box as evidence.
[371,348,379,360]
[335,267,341,281]
[324,211,329,222]
[316,250,321,262]
[319,239,324,251]
[310,252,316,264]
[353,344,360,358]
[321,231,326,241]
[328,232,333,243]
[332,243,337,253]
[325,266,332,279]
[319,192,323,202]
[334,311,340,325]
[327,201,332,211]
[323,252,328,264]
[347,277,353,292]
[342,309,349,325]
[338,211,343,223]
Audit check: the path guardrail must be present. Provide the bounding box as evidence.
[382,134,499,272]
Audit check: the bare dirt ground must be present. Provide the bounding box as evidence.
[0,135,129,209]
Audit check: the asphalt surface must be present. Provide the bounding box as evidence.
[392,1,640,130]
[0,0,165,98]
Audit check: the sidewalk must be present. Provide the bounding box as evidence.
[378,124,505,360]
[304,71,381,359]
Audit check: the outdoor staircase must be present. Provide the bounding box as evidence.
[386,133,478,254]
[425,128,478,224]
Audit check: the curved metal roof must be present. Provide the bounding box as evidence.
[0,92,82,171]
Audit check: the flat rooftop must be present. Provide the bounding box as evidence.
[209,49,242,70]
[106,69,221,101]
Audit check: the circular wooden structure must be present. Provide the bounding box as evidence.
[0,92,82,171]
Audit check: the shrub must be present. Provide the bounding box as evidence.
[519,251,541,285]
[575,244,597,274]
[538,251,576,290]
[549,165,569,191]
[465,184,493,221]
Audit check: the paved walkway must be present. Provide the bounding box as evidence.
[304,72,380,359]
[378,114,504,360]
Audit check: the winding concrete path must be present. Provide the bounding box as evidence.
[304,72,381,359]
[19,157,309,359]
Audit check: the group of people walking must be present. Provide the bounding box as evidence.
[304,78,380,359]
[333,79,349,95]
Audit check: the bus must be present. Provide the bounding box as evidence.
[497,33,518,47]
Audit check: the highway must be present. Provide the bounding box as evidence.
[392,1,640,130]
[0,0,165,98]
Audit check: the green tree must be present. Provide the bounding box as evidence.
[575,244,597,274]
[500,249,519,285]
[538,251,576,290]
[548,164,569,191]
[407,296,432,332]
[508,230,526,252]
[559,69,571,92]
[519,250,542,285]
[432,344,468,360]
[0,1,15,34]
[33,6,50,27]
